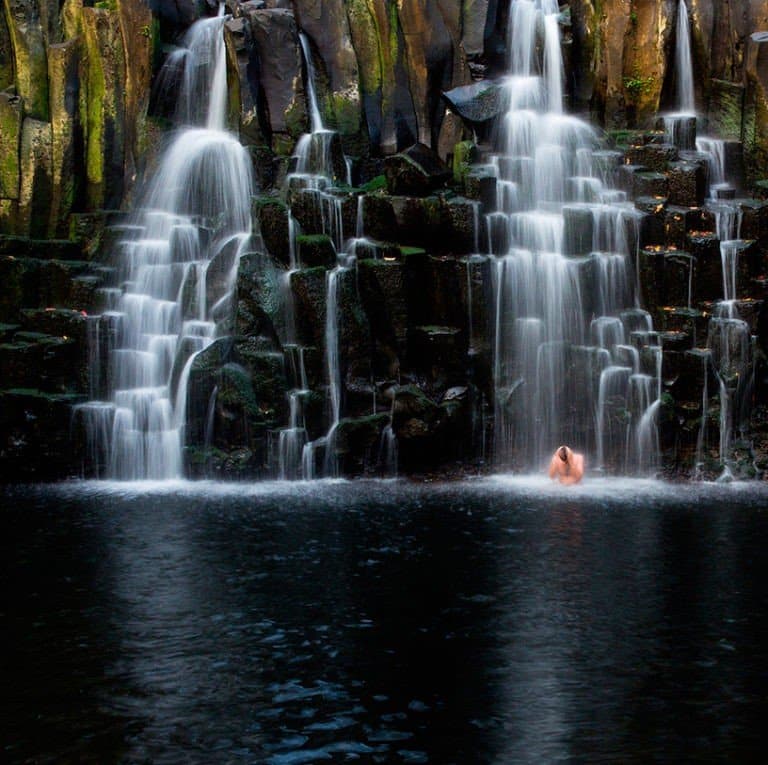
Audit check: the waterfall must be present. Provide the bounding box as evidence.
[298,32,325,134]
[75,11,253,479]
[488,0,660,474]
[675,0,695,114]
[280,31,357,479]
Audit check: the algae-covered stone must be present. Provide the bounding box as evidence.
[297,233,336,269]
[3,0,49,119]
[345,0,398,154]
[452,140,477,185]
[47,39,79,237]
[0,92,22,201]
[0,3,14,90]
[80,6,126,210]
[18,118,53,238]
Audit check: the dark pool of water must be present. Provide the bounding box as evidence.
[2,477,768,763]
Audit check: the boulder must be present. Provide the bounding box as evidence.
[442,80,505,124]
[384,143,452,197]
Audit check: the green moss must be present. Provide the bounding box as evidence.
[347,0,383,95]
[296,233,333,247]
[327,92,360,135]
[273,133,296,157]
[253,196,287,213]
[0,100,20,199]
[623,71,656,100]
[399,246,427,257]
[284,97,307,139]
[452,140,477,185]
[361,174,386,192]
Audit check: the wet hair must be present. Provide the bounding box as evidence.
[558,446,568,461]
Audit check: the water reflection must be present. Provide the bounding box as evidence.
[2,479,768,763]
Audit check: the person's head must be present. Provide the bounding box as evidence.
[558,446,568,461]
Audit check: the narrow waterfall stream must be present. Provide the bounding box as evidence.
[75,10,253,479]
[488,0,659,473]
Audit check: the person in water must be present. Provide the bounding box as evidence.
[548,445,584,485]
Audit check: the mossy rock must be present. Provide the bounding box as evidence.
[297,233,336,269]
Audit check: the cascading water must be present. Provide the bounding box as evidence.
[489,0,659,473]
[76,9,253,479]
[675,0,695,114]
[278,29,363,479]
[664,1,697,149]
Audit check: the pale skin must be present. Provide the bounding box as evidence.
[548,445,585,485]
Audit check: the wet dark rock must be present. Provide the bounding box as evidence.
[0,389,85,481]
[235,252,283,351]
[638,247,695,322]
[633,171,669,199]
[333,413,389,476]
[0,329,86,393]
[626,143,678,172]
[664,205,715,248]
[564,205,593,256]
[353,239,400,261]
[636,196,667,247]
[291,266,326,350]
[408,325,466,383]
[445,197,480,254]
[738,199,768,248]
[389,195,444,249]
[358,258,407,377]
[463,167,497,214]
[297,234,336,269]
[241,6,305,145]
[686,233,723,304]
[0,256,92,322]
[384,143,452,197]
[253,197,290,266]
[361,193,397,242]
[667,160,708,207]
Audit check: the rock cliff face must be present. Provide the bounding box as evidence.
[1,0,768,480]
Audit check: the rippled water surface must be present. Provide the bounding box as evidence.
[3,477,768,763]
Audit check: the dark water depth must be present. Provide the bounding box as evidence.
[2,477,768,764]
